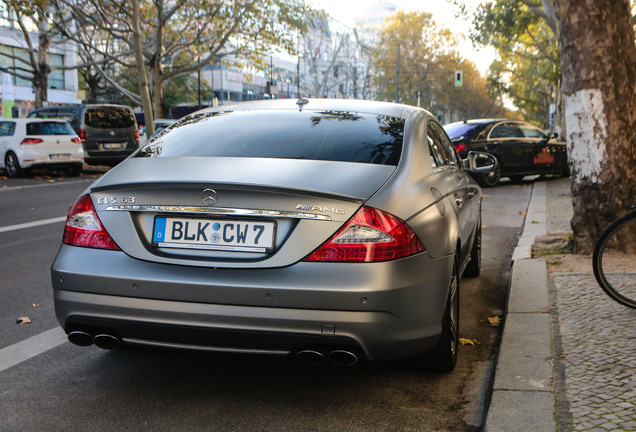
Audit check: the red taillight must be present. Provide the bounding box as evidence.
[63,194,120,250]
[78,128,87,143]
[20,138,44,145]
[135,128,139,143]
[304,206,425,262]
[454,142,467,154]
[71,137,81,144]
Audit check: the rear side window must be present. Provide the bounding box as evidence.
[26,121,75,135]
[136,110,405,165]
[490,123,523,139]
[520,124,547,139]
[0,122,16,136]
[85,107,135,129]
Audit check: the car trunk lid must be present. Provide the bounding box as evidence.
[90,157,396,268]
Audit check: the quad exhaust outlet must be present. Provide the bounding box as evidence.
[295,349,358,367]
[67,331,122,350]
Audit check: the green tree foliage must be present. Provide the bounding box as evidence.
[372,11,509,121]
[52,0,307,118]
[470,1,560,128]
[162,76,211,113]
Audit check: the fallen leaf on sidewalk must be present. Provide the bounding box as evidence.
[482,225,488,229]
[459,338,475,346]
[482,195,491,199]
[16,317,32,324]
[487,316,502,327]
[519,211,527,216]
[32,303,40,308]
[48,180,56,183]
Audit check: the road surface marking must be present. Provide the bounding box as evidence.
[0,327,68,373]
[0,178,94,192]
[0,216,66,233]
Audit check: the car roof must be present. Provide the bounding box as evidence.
[1,118,69,124]
[192,98,427,120]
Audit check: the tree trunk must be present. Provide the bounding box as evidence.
[131,0,154,136]
[551,0,636,253]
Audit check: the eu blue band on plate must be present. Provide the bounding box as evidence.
[153,217,166,242]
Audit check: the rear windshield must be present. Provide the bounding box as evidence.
[135,110,404,165]
[443,123,482,139]
[85,107,135,129]
[26,121,75,135]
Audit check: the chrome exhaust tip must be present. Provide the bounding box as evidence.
[93,334,121,350]
[295,350,325,366]
[328,350,358,366]
[68,331,94,347]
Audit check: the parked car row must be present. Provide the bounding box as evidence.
[0,104,140,178]
[1,101,569,186]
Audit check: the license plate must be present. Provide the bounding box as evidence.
[533,156,554,164]
[49,153,71,160]
[153,217,275,252]
[101,142,125,150]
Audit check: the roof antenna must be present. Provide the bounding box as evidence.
[296,93,309,111]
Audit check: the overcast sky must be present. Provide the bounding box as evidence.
[307,0,496,74]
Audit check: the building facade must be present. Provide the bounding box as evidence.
[0,25,80,118]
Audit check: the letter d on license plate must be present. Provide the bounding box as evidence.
[153,217,275,252]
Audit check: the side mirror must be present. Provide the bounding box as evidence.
[463,151,497,173]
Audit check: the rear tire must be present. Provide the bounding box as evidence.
[65,165,82,177]
[5,152,23,178]
[464,218,481,278]
[414,256,459,372]
[476,158,500,187]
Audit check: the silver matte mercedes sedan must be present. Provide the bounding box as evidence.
[51,99,495,372]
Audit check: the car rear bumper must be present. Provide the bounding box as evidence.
[17,146,84,168]
[51,245,454,361]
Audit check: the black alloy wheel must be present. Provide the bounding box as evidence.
[464,216,481,278]
[478,159,501,187]
[5,152,23,178]
[417,255,460,372]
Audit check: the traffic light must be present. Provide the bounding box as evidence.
[455,70,463,87]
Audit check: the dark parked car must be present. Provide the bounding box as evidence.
[52,99,495,372]
[29,104,139,166]
[444,119,569,187]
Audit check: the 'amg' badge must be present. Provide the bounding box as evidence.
[296,204,345,215]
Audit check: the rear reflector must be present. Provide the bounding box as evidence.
[63,194,120,250]
[304,206,424,262]
[454,142,467,154]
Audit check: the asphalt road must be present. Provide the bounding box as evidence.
[0,169,531,432]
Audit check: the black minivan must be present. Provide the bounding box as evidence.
[28,104,139,166]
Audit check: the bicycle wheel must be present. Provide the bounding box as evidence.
[593,209,636,308]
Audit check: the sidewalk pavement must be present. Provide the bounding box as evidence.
[484,178,636,432]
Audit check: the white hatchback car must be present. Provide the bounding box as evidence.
[0,118,84,177]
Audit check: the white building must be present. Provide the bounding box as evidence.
[0,25,80,118]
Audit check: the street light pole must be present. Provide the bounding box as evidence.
[396,44,400,103]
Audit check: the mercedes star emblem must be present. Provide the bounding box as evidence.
[201,188,218,206]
